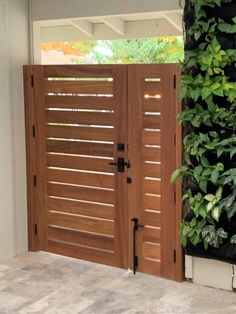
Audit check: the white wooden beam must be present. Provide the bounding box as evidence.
[101,17,126,36]
[41,19,183,42]
[69,19,94,37]
[162,12,183,32]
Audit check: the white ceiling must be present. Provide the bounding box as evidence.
[39,11,183,42]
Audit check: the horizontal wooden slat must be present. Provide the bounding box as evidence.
[44,80,113,94]
[142,114,161,129]
[143,146,161,162]
[48,211,114,236]
[45,95,114,110]
[47,168,115,189]
[48,240,116,267]
[47,140,114,157]
[143,81,162,95]
[47,197,114,220]
[47,182,115,205]
[142,210,161,228]
[46,125,115,142]
[141,258,161,277]
[143,99,162,113]
[143,242,161,261]
[47,154,113,173]
[143,227,161,244]
[143,195,161,211]
[143,163,161,178]
[43,65,113,78]
[143,179,161,195]
[46,111,114,126]
[142,130,161,145]
[48,226,114,251]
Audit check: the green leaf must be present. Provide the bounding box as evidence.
[170,166,188,183]
[204,194,215,202]
[217,228,228,239]
[230,235,236,244]
[201,87,211,100]
[212,207,221,222]
[227,203,236,220]
[212,89,224,97]
[211,169,219,184]
[199,180,207,193]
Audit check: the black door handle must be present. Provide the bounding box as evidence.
[109,158,130,172]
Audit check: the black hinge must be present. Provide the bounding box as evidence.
[32,125,36,138]
[174,133,176,146]
[127,177,132,184]
[173,249,176,263]
[31,75,34,87]
[33,175,37,187]
[174,74,177,89]
[34,224,38,236]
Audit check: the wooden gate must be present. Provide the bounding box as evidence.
[24,64,182,281]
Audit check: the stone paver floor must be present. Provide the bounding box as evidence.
[0,252,236,313]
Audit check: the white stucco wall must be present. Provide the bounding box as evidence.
[0,0,29,260]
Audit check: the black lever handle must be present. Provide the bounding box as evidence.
[109,162,117,166]
[109,158,130,172]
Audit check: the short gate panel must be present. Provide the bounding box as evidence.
[128,65,178,280]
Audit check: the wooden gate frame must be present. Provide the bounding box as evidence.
[23,64,183,281]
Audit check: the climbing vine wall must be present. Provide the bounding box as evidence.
[172,0,236,263]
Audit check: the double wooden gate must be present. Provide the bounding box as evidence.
[24,64,182,281]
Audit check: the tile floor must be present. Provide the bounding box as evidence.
[0,252,236,313]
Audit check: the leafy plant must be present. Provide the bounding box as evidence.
[201,225,228,249]
[183,187,223,221]
[180,218,206,246]
[184,37,236,75]
[176,0,236,256]
[183,131,236,166]
[180,72,236,102]
[178,102,236,130]
[171,163,224,192]
[230,235,236,244]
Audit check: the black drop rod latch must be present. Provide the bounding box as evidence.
[132,218,144,274]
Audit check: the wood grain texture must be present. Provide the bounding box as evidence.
[47,240,117,267]
[46,111,114,126]
[128,64,178,280]
[44,80,113,95]
[142,130,161,145]
[47,168,115,189]
[47,182,115,205]
[46,125,115,142]
[48,226,114,251]
[45,95,113,110]
[24,66,37,251]
[43,64,113,78]
[46,139,114,157]
[47,197,114,220]
[47,154,113,173]
[48,211,114,236]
